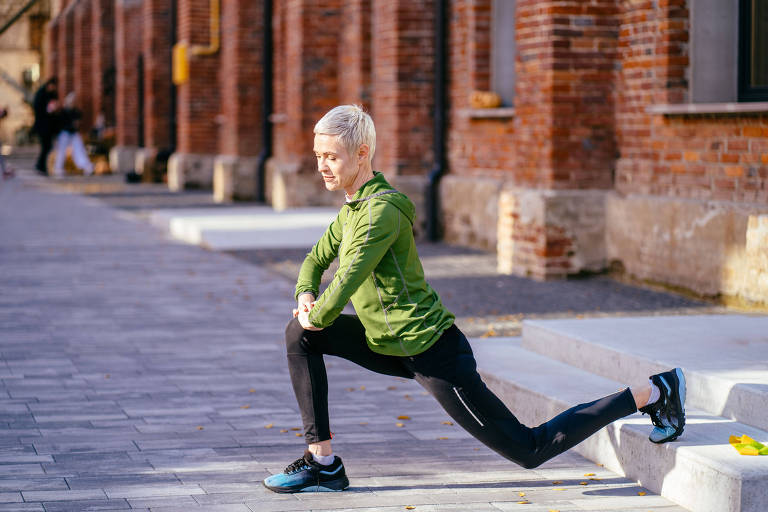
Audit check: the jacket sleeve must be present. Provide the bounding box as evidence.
[308,201,398,328]
[294,211,344,300]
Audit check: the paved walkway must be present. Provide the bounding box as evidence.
[1,164,687,511]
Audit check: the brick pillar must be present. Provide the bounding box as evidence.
[137,0,174,181]
[45,19,59,81]
[58,6,76,95]
[73,0,94,131]
[371,0,435,178]
[110,0,143,174]
[213,0,264,201]
[498,0,620,279]
[168,0,222,190]
[267,0,341,208]
[92,0,116,128]
[338,0,372,105]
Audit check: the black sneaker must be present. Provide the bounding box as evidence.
[263,450,349,493]
[639,368,686,443]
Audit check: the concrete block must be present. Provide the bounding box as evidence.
[213,155,260,202]
[167,152,216,191]
[521,315,768,430]
[471,337,768,512]
[265,157,339,210]
[439,174,503,251]
[108,145,139,174]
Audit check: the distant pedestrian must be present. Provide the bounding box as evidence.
[53,93,93,178]
[32,77,60,175]
[263,105,687,494]
[0,106,14,179]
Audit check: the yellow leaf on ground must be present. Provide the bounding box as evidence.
[295,433,302,437]
[549,510,560,512]
[553,488,566,491]
[442,421,453,425]
[405,507,415,510]
[196,426,204,430]
[290,427,301,431]
[264,423,274,429]
[240,405,250,409]
[579,481,588,485]
[359,385,366,390]
[396,423,405,427]
[517,500,530,504]
[551,481,562,485]
[583,473,595,476]
[437,437,449,440]
[518,492,525,497]
[397,415,411,420]
[637,491,647,496]
[280,429,288,433]
[249,388,256,393]
[359,422,368,425]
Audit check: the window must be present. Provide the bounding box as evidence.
[739,0,768,101]
[491,0,516,107]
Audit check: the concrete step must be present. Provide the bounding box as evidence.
[520,315,768,430]
[470,337,768,512]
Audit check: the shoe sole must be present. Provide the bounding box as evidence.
[263,476,350,494]
[651,368,686,444]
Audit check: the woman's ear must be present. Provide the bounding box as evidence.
[358,144,369,163]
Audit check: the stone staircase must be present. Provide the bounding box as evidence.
[470,315,768,512]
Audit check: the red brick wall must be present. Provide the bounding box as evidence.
[73,0,93,131]
[371,0,434,177]
[447,0,515,179]
[218,0,263,157]
[92,0,116,128]
[272,0,340,168]
[615,0,768,203]
[338,0,372,106]
[142,0,173,150]
[114,0,142,147]
[176,0,220,154]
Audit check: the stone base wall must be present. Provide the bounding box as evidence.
[109,145,139,174]
[167,153,216,191]
[213,155,261,202]
[439,174,504,251]
[606,194,768,305]
[265,158,340,210]
[498,188,608,279]
[390,174,428,239]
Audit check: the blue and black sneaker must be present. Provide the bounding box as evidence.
[263,451,349,493]
[639,368,686,444]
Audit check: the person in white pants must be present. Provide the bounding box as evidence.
[53,93,93,178]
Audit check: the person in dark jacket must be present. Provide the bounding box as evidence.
[32,77,60,175]
[52,93,93,177]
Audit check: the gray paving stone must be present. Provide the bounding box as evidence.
[38,499,130,512]
[0,493,21,504]
[20,489,107,501]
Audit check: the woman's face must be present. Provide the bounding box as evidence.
[313,133,360,194]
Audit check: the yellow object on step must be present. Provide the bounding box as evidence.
[729,435,768,455]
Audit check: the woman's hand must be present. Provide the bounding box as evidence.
[293,294,322,331]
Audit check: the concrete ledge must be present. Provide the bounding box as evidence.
[521,315,768,430]
[471,337,768,512]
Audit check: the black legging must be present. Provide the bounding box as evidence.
[285,315,637,469]
[36,131,54,174]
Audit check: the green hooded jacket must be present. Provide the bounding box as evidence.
[295,172,455,356]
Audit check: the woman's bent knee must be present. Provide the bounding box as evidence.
[285,317,305,351]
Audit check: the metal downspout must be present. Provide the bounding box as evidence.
[427,0,447,241]
[256,0,273,203]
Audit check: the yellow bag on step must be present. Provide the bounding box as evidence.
[729,435,768,456]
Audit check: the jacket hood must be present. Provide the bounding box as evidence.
[345,172,415,223]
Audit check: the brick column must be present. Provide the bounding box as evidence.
[110,0,143,174]
[267,0,341,208]
[137,0,174,181]
[73,0,94,131]
[45,19,59,81]
[338,0,372,105]
[371,0,435,178]
[58,5,76,95]
[168,0,222,190]
[213,0,264,201]
[92,0,116,129]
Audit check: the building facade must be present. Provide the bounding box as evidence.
[45,0,768,305]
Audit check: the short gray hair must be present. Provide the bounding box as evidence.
[314,105,376,164]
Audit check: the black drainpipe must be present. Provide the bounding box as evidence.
[169,0,177,154]
[426,0,447,241]
[256,0,273,203]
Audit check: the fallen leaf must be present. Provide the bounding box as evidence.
[396,423,405,427]
[551,481,562,485]
[637,491,646,496]
[404,394,413,400]
[442,421,453,425]
[549,510,560,512]
[295,433,302,437]
[240,405,250,409]
[290,427,301,431]
[196,426,204,430]
[405,507,415,510]
[397,415,411,420]
[518,492,525,497]
[264,423,274,429]
[387,386,397,390]
[553,488,566,491]
[359,422,369,426]
[280,429,288,433]
[249,388,256,393]
[579,482,588,486]
[517,500,530,504]
[583,473,595,476]
[589,477,600,481]
[437,437,449,440]
[359,386,366,390]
